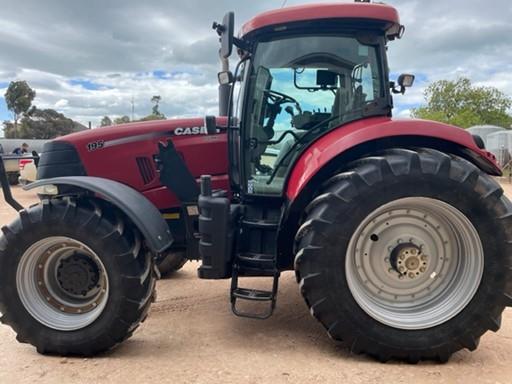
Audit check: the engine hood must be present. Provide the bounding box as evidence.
[56,117,224,144]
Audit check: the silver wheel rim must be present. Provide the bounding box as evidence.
[16,237,109,331]
[345,197,484,330]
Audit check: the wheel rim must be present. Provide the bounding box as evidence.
[345,197,484,330]
[16,237,109,331]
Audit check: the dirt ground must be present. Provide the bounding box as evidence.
[0,185,511,384]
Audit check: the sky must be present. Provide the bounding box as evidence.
[0,0,511,128]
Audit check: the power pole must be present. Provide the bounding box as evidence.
[131,96,135,121]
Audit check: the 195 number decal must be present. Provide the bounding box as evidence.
[86,140,105,152]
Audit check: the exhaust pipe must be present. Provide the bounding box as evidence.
[218,53,230,117]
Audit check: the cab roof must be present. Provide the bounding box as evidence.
[240,2,401,38]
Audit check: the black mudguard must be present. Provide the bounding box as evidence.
[25,176,173,253]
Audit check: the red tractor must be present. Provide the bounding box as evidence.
[1,2,511,362]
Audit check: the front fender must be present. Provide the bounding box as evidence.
[286,117,501,200]
[25,176,173,253]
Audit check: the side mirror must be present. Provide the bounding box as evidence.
[218,71,234,85]
[213,12,234,59]
[392,74,415,94]
[398,74,415,88]
[204,115,217,135]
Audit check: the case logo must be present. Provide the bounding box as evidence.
[174,126,207,135]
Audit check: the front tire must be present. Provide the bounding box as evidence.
[295,148,512,362]
[0,198,156,356]
[157,250,187,277]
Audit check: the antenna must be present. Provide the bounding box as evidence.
[281,0,287,8]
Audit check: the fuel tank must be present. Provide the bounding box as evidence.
[37,118,229,210]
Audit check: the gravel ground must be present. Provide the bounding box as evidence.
[0,185,511,384]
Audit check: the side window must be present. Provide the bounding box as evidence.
[360,65,375,102]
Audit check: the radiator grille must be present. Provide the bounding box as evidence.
[136,157,156,184]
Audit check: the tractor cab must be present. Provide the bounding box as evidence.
[214,3,411,197]
[199,2,416,315]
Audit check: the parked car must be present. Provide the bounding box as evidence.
[0,155,22,185]
[18,156,37,185]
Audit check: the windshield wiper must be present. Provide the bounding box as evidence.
[265,114,342,185]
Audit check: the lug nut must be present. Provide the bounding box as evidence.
[399,266,405,272]
[420,267,426,273]
[408,272,415,279]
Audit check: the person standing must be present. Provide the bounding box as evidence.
[12,143,29,155]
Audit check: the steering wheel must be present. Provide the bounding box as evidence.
[264,89,302,113]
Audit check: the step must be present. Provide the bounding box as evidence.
[232,288,274,302]
[236,268,276,277]
[237,252,275,268]
[230,265,280,319]
[241,219,279,230]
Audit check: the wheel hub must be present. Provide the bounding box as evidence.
[389,244,428,279]
[57,253,100,296]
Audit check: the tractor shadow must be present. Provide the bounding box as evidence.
[221,271,355,359]
[102,268,473,366]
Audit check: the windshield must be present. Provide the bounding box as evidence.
[242,34,386,195]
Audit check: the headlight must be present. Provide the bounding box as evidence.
[37,184,58,195]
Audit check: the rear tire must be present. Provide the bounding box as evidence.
[157,251,187,277]
[0,197,156,356]
[295,148,512,362]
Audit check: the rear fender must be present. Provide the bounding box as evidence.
[276,118,501,270]
[286,117,500,201]
[25,176,173,253]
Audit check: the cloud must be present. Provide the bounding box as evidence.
[0,0,511,126]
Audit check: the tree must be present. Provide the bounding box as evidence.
[151,95,162,117]
[114,115,130,125]
[2,121,15,138]
[412,78,512,128]
[100,116,112,127]
[9,107,86,139]
[139,112,166,122]
[4,81,36,138]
